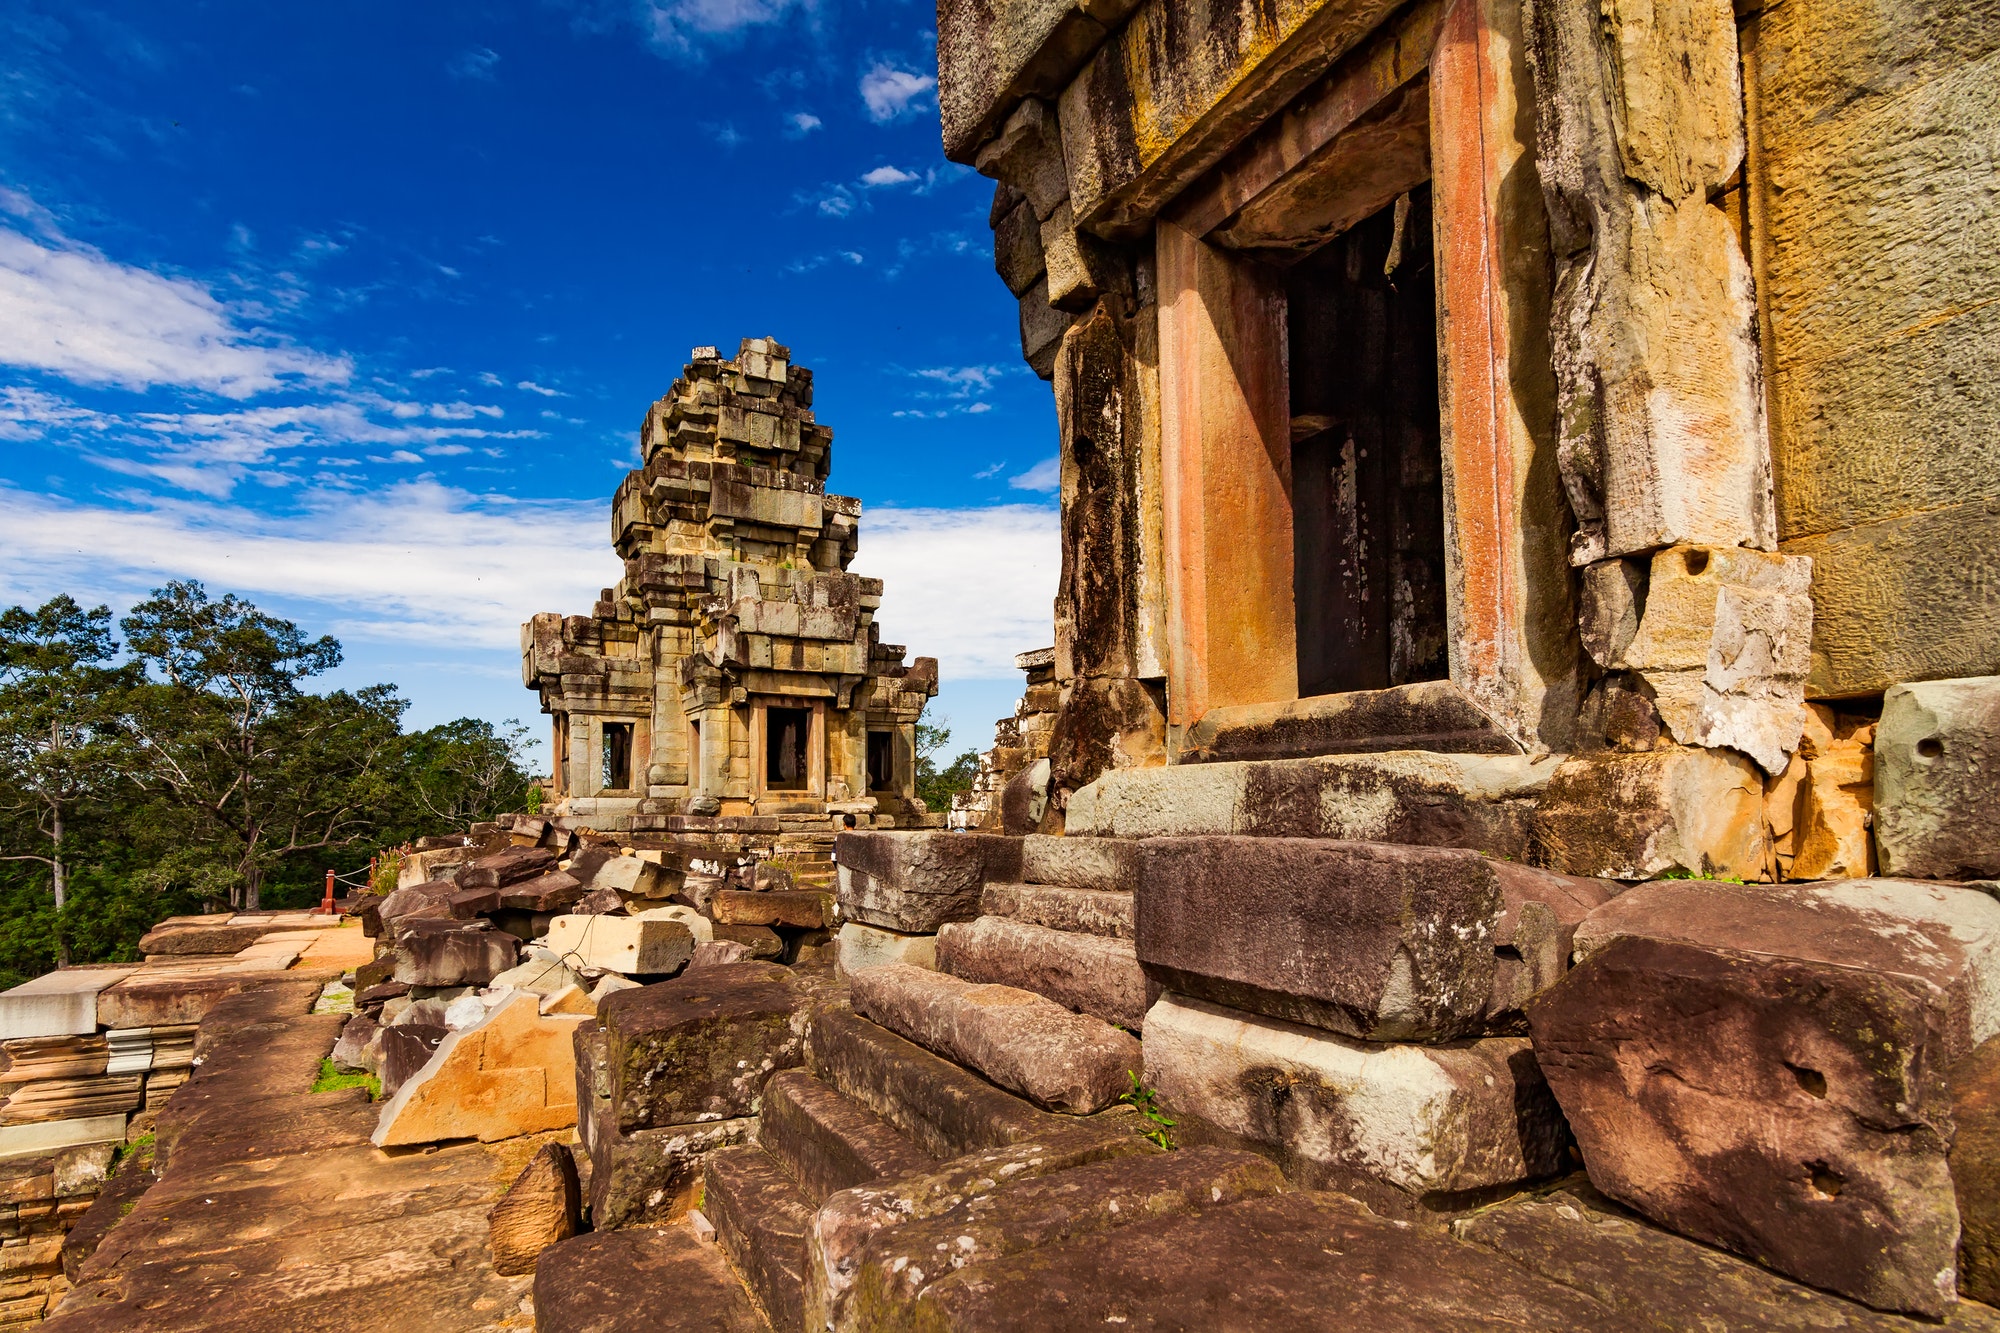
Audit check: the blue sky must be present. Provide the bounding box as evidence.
[0,0,1061,771]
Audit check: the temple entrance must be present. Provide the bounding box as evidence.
[765,706,811,791]
[1286,186,1448,697]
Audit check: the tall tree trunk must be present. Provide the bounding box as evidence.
[244,864,261,913]
[50,807,68,968]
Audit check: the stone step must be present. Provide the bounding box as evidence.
[1015,834,1139,893]
[847,964,1143,1114]
[1063,750,1560,857]
[533,1224,769,1333]
[851,1189,1611,1329]
[804,1002,1063,1160]
[828,1146,1284,1330]
[980,882,1132,939]
[702,1144,813,1333]
[937,915,1152,1028]
[758,1067,935,1205]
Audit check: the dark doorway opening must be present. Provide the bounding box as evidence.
[1287,184,1448,697]
[601,722,633,791]
[867,731,895,792]
[766,707,810,791]
[688,720,701,788]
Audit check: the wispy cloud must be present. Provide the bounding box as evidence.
[516,380,565,397]
[448,46,501,81]
[859,63,934,123]
[1009,457,1060,492]
[973,461,1006,479]
[0,198,349,398]
[785,111,822,136]
[573,0,808,58]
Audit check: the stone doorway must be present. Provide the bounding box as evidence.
[1288,186,1448,697]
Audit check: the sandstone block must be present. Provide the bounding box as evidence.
[937,0,1137,162]
[835,831,1022,933]
[1135,837,1617,1041]
[1064,752,1556,856]
[487,1141,579,1276]
[1016,833,1138,892]
[329,1011,382,1074]
[1789,734,1876,880]
[532,1226,768,1333]
[0,970,132,1041]
[709,922,782,959]
[1534,746,1770,880]
[847,964,1140,1114]
[835,922,936,976]
[489,952,587,998]
[1533,876,2000,1316]
[542,914,693,977]
[991,197,1045,296]
[390,918,520,988]
[576,853,670,899]
[759,1068,933,1205]
[598,961,808,1132]
[499,869,583,913]
[634,903,713,942]
[710,889,827,929]
[590,1113,753,1230]
[377,1023,446,1099]
[372,991,586,1146]
[1176,681,1522,765]
[1625,546,1814,775]
[1579,557,1647,670]
[454,846,555,891]
[971,98,1069,220]
[1877,676,2000,880]
[1954,1038,2000,1305]
[980,882,1131,938]
[937,916,1151,1028]
[1145,993,1568,1208]
[376,879,456,929]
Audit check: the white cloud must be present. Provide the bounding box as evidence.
[1009,457,1060,492]
[912,364,1004,397]
[634,0,803,55]
[786,111,822,135]
[0,215,349,398]
[516,380,564,397]
[847,505,1058,678]
[973,461,1005,479]
[841,251,864,264]
[859,63,935,122]
[860,165,919,188]
[0,481,621,653]
[817,189,855,218]
[449,47,501,80]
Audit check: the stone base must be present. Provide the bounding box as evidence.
[1533,746,1770,880]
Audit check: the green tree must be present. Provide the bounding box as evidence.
[914,722,980,814]
[399,717,534,834]
[120,582,407,912]
[0,597,139,964]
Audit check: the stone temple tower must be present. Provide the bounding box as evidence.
[522,337,938,835]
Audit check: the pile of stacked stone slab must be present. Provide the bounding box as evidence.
[0,910,368,1326]
[519,338,941,860]
[947,647,1059,833]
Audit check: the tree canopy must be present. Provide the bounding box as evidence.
[0,583,537,987]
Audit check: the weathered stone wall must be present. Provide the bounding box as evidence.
[1744,0,2000,697]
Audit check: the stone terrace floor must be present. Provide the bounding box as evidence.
[44,976,541,1333]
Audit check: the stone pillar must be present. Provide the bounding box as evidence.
[1523,0,1776,565]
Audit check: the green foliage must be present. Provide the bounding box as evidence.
[311,1057,380,1099]
[0,584,539,979]
[1656,868,1748,884]
[525,784,544,816]
[914,723,979,814]
[1120,1071,1176,1149]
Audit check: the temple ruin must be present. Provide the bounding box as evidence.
[521,337,939,842]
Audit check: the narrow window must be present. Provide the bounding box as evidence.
[867,731,895,792]
[601,722,633,791]
[688,720,701,788]
[766,706,810,791]
[1288,185,1448,696]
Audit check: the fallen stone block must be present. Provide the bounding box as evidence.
[634,904,713,941]
[377,1023,447,1098]
[1953,1038,2000,1307]
[599,961,810,1132]
[489,951,587,998]
[329,1011,382,1073]
[1877,675,2000,880]
[1135,837,1617,1041]
[373,991,586,1146]
[1064,752,1557,856]
[376,879,457,928]
[1146,992,1568,1208]
[1532,875,2000,1316]
[94,973,255,1030]
[938,916,1151,1028]
[1016,834,1140,892]
[835,831,1023,933]
[445,885,502,919]
[499,869,583,913]
[571,886,624,915]
[981,882,1131,938]
[689,940,753,969]
[390,918,520,988]
[710,922,783,959]
[589,1113,754,1230]
[574,852,670,899]
[848,964,1141,1114]
[1533,746,1771,880]
[532,1225,769,1333]
[839,1148,1283,1329]
[454,845,555,890]
[543,913,694,976]
[759,1068,933,1205]
[836,922,936,976]
[488,1141,579,1276]
[704,1142,814,1330]
[711,889,828,929]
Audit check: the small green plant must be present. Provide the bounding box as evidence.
[311,1057,381,1099]
[525,785,544,816]
[1120,1071,1176,1150]
[372,854,402,895]
[1656,868,1748,884]
[111,1132,155,1176]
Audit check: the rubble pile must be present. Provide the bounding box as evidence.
[948,647,1058,833]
